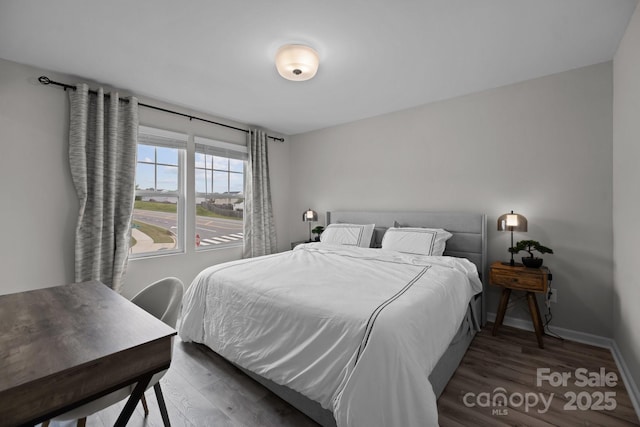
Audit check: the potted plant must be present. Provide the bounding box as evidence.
[509,240,553,268]
[312,225,324,242]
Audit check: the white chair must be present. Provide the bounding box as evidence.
[42,277,184,427]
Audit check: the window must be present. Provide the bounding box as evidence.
[194,136,247,249]
[131,127,186,257]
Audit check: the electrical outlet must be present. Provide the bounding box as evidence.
[550,289,558,303]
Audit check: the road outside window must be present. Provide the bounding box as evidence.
[131,143,182,256]
[194,144,245,249]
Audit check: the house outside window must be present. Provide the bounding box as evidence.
[194,136,247,249]
[131,126,187,257]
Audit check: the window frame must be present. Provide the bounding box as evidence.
[194,136,248,252]
[130,126,187,259]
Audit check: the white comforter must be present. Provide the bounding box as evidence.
[179,243,482,427]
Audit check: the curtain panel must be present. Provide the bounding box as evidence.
[68,84,138,292]
[243,129,277,258]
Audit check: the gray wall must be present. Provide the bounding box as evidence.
[0,57,291,298]
[0,60,77,295]
[289,62,614,337]
[0,56,620,340]
[613,3,640,393]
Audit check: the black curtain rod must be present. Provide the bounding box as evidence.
[38,76,285,142]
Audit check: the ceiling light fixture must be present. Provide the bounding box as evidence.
[275,44,319,82]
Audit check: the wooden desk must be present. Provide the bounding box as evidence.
[489,261,549,348]
[0,281,176,426]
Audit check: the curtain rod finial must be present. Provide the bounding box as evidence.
[38,76,51,85]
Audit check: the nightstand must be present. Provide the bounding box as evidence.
[489,261,549,348]
[291,240,310,250]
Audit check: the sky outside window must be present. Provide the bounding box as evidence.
[136,144,179,191]
[195,154,244,195]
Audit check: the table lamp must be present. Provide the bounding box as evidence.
[302,208,318,242]
[497,210,528,266]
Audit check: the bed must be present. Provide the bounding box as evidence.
[179,211,487,427]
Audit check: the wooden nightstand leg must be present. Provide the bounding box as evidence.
[526,292,544,349]
[492,288,511,336]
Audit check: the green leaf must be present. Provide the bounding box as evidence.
[509,240,554,257]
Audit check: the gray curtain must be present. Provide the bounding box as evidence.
[243,129,277,257]
[68,84,138,292]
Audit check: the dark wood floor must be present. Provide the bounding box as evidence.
[44,324,639,427]
[439,324,639,426]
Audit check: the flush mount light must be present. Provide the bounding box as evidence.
[275,44,319,81]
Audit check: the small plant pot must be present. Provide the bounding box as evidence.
[522,257,543,268]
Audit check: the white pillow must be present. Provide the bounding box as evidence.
[381,227,452,256]
[320,223,375,248]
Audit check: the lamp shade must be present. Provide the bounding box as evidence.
[497,211,528,232]
[275,45,319,81]
[302,209,318,222]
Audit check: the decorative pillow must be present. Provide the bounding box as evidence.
[381,227,453,256]
[320,223,375,248]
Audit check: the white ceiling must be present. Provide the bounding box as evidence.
[0,0,637,135]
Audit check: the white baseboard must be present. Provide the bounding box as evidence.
[486,312,613,348]
[610,340,640,419]
[486,312,640,418]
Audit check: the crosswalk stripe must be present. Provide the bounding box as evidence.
[198,234,245,247]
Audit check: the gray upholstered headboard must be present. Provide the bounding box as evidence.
[326,211,487,321]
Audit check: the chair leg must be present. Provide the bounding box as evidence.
[77,417,87,427]
[154,383,171,427]
[141,393,149,416]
